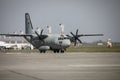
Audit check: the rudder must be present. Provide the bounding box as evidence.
[25,13,33,34]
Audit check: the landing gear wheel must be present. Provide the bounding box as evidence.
[40,50,46,53]
[54,50,59,53]
[60,50,64,53]
[53,49,64,53]
[57,50,59,53]
[54,50,57,53]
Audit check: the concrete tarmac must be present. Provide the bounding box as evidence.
[0,52,120,80]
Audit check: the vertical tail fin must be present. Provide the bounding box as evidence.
[25,13,33,34]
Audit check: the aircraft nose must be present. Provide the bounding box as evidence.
[63,40,71,47]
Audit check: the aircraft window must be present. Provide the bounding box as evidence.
[59,41,62,44]
[64,37,69,39]
[58,37,69,40]
[58,37,64,40]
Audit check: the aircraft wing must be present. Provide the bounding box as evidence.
[0,33,32,37]
[78,34,104,37]
[67,33,103,45]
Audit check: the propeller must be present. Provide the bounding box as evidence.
[70,29,103,46]
[70,29,82,46]
[35,29,47,40]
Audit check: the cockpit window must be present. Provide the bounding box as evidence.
[58,35,69,40]
[58,37,64,40]
[58,37,69,40]
[64,37,69,39]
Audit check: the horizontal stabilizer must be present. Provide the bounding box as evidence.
[0,33,32,37]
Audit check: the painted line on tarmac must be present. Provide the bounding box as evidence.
[22,64,120,68]
[68,64,120,67]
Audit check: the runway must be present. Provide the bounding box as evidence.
[0,52,120,80]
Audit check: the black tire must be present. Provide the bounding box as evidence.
[40,50,46,53]
[60,50,64,53]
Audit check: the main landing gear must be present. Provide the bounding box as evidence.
[53,49,64,53]
[39,50,65,53]
[39,50,46,53]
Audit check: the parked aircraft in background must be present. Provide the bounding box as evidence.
[0,41,16,49]
[107,39,112,48]
[0,13,103,53]
[0,41,33,50]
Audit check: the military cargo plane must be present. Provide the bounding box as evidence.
[0,13,103,53]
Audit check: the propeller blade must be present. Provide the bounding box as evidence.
[76,29,78,36]
[70,32,76,37]
[40,29,43,35]
[77,38,82,43]
[35,31,42,40]
[35,31,40,37]
[74,39,77,46]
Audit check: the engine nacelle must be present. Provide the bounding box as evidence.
[39,46,50,50]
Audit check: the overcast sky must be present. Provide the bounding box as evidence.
[0,0,120,42]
